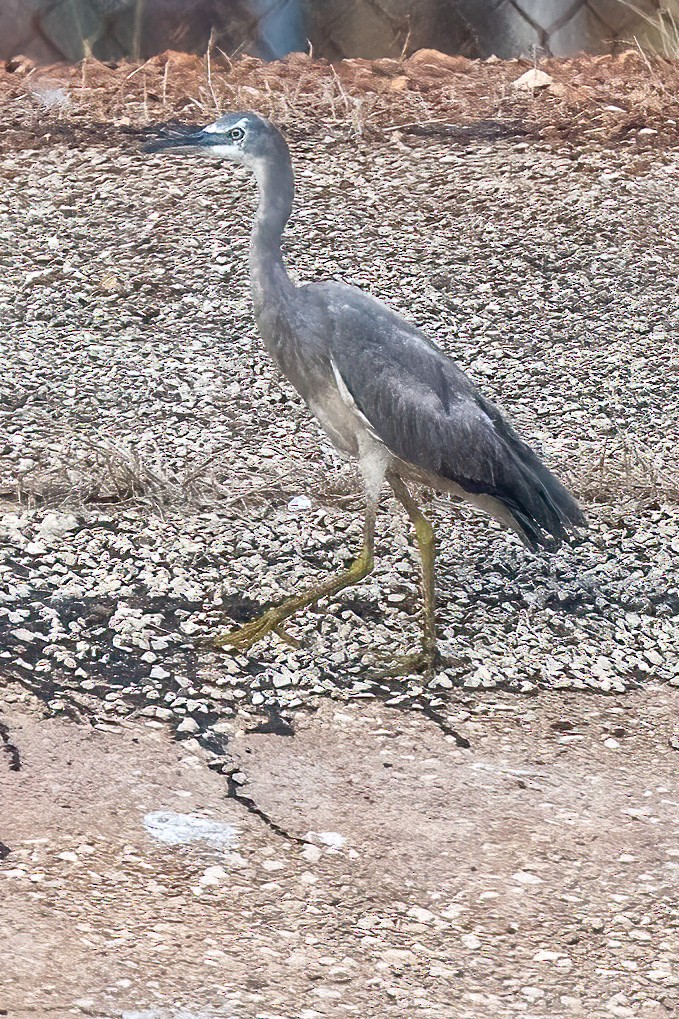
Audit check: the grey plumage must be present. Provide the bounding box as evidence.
[145,112,585,668]
[301,280,584,549]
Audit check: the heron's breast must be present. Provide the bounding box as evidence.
[307,386,363,456]
[308,366,391,461]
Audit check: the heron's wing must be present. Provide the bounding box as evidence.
[319,284,585,544]
[331,321,510,490]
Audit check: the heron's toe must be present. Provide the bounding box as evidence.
[273,624,303,649]
[213,609,280,651]
[372,644,446,679]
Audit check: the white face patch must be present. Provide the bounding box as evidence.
[204,143,244,161]
[201,116,250,161]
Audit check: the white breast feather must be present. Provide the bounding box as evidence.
[330,359,382,444]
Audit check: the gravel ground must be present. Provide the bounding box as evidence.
[0,56,678,738]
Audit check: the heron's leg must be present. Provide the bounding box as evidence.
[214,500,378,652]
[388,475,439,670]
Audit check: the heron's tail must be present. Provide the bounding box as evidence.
[464,392,586,551]
[496,440,587,551]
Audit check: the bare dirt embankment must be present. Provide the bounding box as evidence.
[2,687,679,1019]
[1,50,678,1018]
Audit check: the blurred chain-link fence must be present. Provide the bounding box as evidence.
[309,0,677,59]
[0,0,676,64]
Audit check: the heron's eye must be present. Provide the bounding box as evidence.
[229,127,245,141]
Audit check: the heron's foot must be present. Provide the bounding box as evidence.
[373,643,445,679]
[214,608,300,652]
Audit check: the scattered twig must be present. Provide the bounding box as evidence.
[205,27,220,114]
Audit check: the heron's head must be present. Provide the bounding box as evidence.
[144,112,285,170]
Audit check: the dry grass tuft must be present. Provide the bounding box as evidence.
[576,434,679,508]
[8,429,361,514]
[4,45,679,156]
[620,1,679,59]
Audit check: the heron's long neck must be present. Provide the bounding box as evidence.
[250,151,295,316]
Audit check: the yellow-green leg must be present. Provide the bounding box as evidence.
[388,475,440,674]
[215,504,377,652]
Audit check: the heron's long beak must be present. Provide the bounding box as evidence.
[143,127,210,154]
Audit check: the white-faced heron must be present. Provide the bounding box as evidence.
[145,113,586,672]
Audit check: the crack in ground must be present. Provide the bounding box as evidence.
[411,698,471,748]
[0,720,21,771]
[0,684,304,848]
[224,767,305,845]
[328,663,473,748]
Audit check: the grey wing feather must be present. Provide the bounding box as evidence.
[314,283,585,548]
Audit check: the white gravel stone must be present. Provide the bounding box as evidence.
[512,69,554,90]
[301,844,323,864]
[512,870,543,885]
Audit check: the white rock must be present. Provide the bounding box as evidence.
[176,717,199,734]
[38,512,78,541]
[511,69,554,91]
[440,903,464,919]
[143,811,239,848]
[316,831,346,850]
[301,844,323,864]
[261,859,285,872]
[382,948,415,965]
[429,964,457,977]
[11,628,37,643]
[407,905,435,923]
[222,852,247,869]
[433,674,453,688]
[199,865,227,886]
[512,870,543,885]
[25,541,47,555]
[356,914,381,930]
[522,986,545,1000]
[287,495,312,512]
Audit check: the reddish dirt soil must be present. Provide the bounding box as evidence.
[1,48,678,153]
[2,687,679,1019]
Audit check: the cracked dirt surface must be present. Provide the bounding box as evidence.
[2,688,679,1019]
